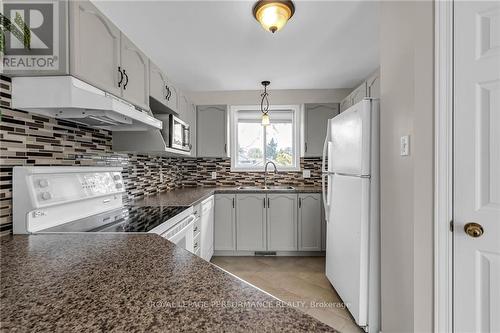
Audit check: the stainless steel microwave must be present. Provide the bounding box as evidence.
[157,114,191,152]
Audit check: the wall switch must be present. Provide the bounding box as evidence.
[303,170,311,178]
[211,171,217,180]
[400,135,410,156]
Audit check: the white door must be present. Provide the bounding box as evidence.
[454,1,500,332]
[326,174,370,327]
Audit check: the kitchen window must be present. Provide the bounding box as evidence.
[230,105,300,171]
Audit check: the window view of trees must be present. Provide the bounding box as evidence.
[237,121,293,168]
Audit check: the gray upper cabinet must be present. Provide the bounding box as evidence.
[267,194,298,251]
[120,34,149,110]
[340,69,380,112]
[149,61,168,106]
[197,105,227,157]
[304,103,339,157]
[69,0,121,96]
[298,193,322,251]
[214,194,236,251]
[236,193,266,251]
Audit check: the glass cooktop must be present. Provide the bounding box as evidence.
[41,205,190,233]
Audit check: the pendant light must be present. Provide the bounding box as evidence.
[260,81,271,126]
[253,0,295,34]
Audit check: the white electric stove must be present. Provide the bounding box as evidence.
[12,166,195,252]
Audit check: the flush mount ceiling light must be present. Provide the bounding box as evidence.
[252,0,295,34]
[260,80,271,126]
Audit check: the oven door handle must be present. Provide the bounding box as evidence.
[162,214,196,242]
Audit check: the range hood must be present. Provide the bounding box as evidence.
[11,76,162,131]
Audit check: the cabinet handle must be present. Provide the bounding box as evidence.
[298,198,302,208]
[118,67,124,87]
[224,143,227,153]
[123,69,129,90]
[267,198,270,208]
[305,142,307,152]
[263,198,266,208]
[232,197,235,208]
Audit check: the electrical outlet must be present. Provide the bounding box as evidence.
[303,170,311,178]
[211,171,217,180]
[400,135,410,156]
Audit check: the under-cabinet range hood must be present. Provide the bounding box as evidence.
[11,76,162,131]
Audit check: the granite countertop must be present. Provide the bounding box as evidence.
[134,186,322,207]
[0,234,336,332]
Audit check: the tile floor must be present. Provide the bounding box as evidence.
[211,256,363,333]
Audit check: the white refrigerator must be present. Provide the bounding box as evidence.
[322,98,380,333]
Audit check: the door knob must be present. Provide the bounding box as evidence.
[464,222,484,238]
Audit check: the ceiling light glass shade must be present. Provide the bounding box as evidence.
[253,1,295,33]
[261,113,270,126]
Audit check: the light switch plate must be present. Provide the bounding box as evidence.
[211,171,217,180]
[303,170,311,178]
[400,135,410,156]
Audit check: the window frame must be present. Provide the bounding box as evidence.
[229,104,301,172]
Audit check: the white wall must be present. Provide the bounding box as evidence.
[379,1,434,332]
[187,89,351,106]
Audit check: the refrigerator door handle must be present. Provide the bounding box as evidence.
[322,174,329,222]
[322,119,331,173]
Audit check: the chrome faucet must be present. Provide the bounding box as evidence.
[264,161,278,189]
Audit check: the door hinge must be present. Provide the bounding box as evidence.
[449,220,454,232]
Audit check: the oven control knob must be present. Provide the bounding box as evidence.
[113,174,121,181]
[38,179,49,188]
[115,183,123,189]
[41,192,52,200]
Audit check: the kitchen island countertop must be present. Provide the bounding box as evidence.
[0,234,336,332]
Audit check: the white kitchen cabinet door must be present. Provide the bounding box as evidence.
[340,98,351,113]
[236,193,266,251]
[200,196,215,261]
[197,105,227,157]
[366,70,380,99]
[69,0,121,96]
[214,194,236,251]
[267,194,298,251]
[188,103,197,156]
[149,61,168,106]
[298,193,322,251]
[304,103,340,157]
[120,34,149,110]
[178,94,189,121]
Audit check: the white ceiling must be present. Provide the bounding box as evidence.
[93,1,379,91]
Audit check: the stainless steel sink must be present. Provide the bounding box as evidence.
[237,186,295,191]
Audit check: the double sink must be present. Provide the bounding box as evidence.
[237,186,295,191]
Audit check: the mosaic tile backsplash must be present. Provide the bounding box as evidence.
[0,75,322,235]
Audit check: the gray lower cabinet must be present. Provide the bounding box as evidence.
[298,193,322,251]
[267,194,298,251]
[236,193,266,251]
[367,70,380,99]
[120,34,149,110]
[214,194,236,251]
[304,103,340,157]
[197,105,227,157]
[69,0,121,96]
